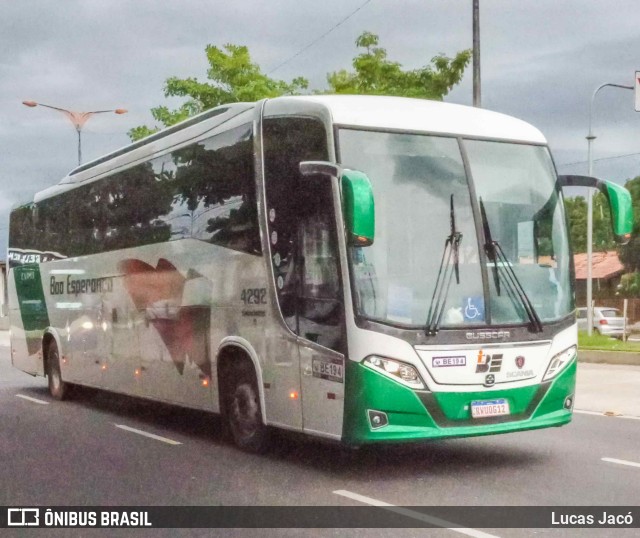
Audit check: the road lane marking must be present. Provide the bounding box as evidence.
[16,394,49,405]
[114,424,182,445]
[602,457,640,469]
[574,410,640,421]
[333,489,500,538]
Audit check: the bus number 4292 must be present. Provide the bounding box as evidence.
[241,288,267,305]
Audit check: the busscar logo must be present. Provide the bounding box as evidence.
[466,330,510,340]
[8,508,39,526]
[475,350,503,374]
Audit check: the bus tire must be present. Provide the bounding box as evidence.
[46,340,70,400]
[225,363,269,453]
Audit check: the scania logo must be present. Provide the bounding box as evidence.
[515,356,525,369]
[484,374,496,387]
[466,330,510,340]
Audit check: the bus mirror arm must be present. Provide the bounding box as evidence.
[299,161,341,179]
[557,174,603,190]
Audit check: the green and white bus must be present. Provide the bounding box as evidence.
[8,95,633,451]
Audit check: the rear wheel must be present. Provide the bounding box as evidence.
[46,341,70,400]
[225,363,269,453]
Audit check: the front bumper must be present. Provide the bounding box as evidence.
[342,358,576,445]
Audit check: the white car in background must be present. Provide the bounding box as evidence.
[576,307,630,338]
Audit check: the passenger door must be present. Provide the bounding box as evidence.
[296,208,346,439]
[262,115,346,437]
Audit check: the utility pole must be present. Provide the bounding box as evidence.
[585,82,633,335]
[473,0,481,107]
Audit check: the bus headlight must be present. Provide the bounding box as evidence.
[543,345,576,382]
[363,355,425,389]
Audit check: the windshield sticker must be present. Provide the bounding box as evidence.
[387,284,413,324]
[432,356,466,368]
[463,296,485,322]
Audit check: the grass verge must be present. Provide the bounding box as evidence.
[578,331,640,352]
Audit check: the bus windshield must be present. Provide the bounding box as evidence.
[339,129,573,329]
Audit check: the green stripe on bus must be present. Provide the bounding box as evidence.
[14,265,50,354]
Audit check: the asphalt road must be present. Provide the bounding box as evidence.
[1,339,639,538]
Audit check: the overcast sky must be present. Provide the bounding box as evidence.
[3,0,640,253]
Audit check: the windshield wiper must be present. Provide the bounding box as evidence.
[479,198,543,333]
[426,194,462,335]
[479,199,501,295]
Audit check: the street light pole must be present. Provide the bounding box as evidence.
[585,82,633,335]
[22,101,127,165]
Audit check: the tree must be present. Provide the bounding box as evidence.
[564,196,587,253]
[327,32,471,99]
[129,44,308,140]
[130,32,472,141]
[563,193,616,254]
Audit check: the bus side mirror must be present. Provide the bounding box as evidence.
[341,169,375,246]
[558,175,633,244]
[300,162,375,246]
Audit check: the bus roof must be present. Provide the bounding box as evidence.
[285,95,547,144]
[32,95,546,203]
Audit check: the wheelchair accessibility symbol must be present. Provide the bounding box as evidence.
[463,296,485,322]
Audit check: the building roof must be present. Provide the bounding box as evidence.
[574,250,625,280]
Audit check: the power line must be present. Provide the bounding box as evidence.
[267,0,374,75]
[557,151,640,168]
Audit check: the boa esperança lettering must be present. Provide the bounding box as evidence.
[50,275,114,296]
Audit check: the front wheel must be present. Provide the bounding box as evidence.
[225,366,269,453]
[46,341,70,400]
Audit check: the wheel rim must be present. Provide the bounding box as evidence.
[51,369,60,392]
[230,383,260,439]
[49,349,61,392]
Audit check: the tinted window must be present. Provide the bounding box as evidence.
[263,116,345,352]
[156,124,260,254]
[9,123,260,263]
[263,117,329,332]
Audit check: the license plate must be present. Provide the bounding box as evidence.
[471,398,510,418]
[312,357,344,383]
